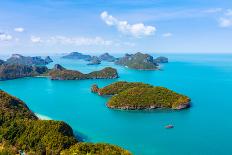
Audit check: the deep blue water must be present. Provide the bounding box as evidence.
[1,54,232,155]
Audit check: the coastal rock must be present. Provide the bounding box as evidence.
[99,53,116,62]
[91,84,99,93]
[62,52,92,61]
[5,54,53,66]
[115,52,158,70]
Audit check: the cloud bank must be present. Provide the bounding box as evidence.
[101,11,156,38]
[0,33,13,41]
[14,27,24,32]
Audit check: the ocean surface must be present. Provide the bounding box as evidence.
[1,54,232,155]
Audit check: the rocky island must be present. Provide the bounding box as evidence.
[153,56,168,63]
[87,56,101,65]
[0,90,131,155]
[0,63,118,81]
[62,52,92,61]
[115,52,158,70]
[5,54,53,66]
[49,64,118,80]
[92,81,190,110]
[0,64,49,80]
[99,52,116,62]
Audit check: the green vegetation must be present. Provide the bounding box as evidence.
[97,81,152,95]
[94,81,190,110]
[0,90,131,154]
[0,64,118,81]
[49,65,118,80]
[61,143,131,155]
[115,52,158,70]
[0,64,49,80]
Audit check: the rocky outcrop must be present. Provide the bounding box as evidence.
[5,54,53,66]
[91,84,99,93]
[99,53,116,62]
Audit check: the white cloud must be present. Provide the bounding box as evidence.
[47,36,112,46]
[219,9,232,28]
[31,36,42,43]
[100,11,156,38]
[219,18,232,27]
[162,33,173,37]
[14,27,24,32]
[0,33,13,41]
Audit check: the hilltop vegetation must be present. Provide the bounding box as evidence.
[0,64,49,80]
[92,81,190,110]
[96,81,152,95]
[49,65,118,80]
[0,64,118,81]
[61,143,131,155]
[0,90,131,155]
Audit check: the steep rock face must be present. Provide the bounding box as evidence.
[115,52,158,70]
[49,64,118,80]
[5,54,52,66]
[0,64,49,80]
[153,56,168,63]
[62,52,92,61]
[87,56,101,65]
[99,53,116,62]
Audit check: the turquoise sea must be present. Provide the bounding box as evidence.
[1,54,232,155]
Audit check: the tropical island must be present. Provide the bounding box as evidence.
[92,81,190,110]
[0,64,118,81]
[115,52,168,70]
[3,54,53,66]
[0,89,131,155]
[62,52,92,61]
[49,64,118,80]
[99,53,116,62]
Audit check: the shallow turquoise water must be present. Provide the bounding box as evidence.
[1,54,232,155]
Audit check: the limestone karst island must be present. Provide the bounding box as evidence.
[1,0,232,155]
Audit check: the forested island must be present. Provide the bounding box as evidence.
[0,64,118,81]
[49,64,118,80]
[0,90,131,155]
[3,54,53,66]
[92,81,190,110]
[115,52,168,70]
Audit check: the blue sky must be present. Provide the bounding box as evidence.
[0,0,232,55]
